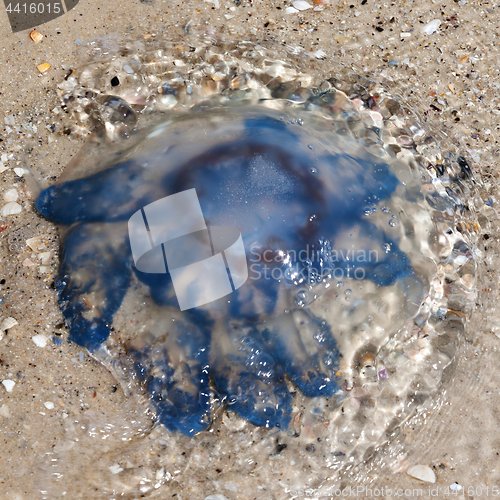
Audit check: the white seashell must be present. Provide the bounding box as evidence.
[2,380,15,392]
[57,78,77,92]
[0,164,7,174]
[0,202,22,217]
[421,19,441,35]
[407,465,436,483]
[32,334,48,347]
[4,189,18,202]
[1,317,18,331]
[38,251,52,265]
[293,0,313,10]
[13,168,24,177]
[22,258,35,267]
[44,402,55,410]
[286,6,299,13]
[26,235,47,252]
[310,49,327,59]
[109,464,124,474]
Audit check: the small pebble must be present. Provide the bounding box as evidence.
[2,380,15,393]
[0,164,7,174]
[44,402,55,410]
[37,63,51,74]
[32,334,48,347]
[13,168,24,177]
[407,465,436,483]
[0,202,22,217]
[293,0,313,10]
[421,19,441,35]
[450,483,463,492]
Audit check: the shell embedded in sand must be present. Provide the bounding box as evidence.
[407,465,436,483]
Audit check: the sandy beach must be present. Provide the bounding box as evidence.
[0,0,499,498]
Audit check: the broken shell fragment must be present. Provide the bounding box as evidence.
[0,202,22,217]
[30,30,44,43]
[38,251,52,265]
[407,465,436,483]
[37,63,50,74]
[0,317,18,331]
[2,380,15,392]
[26,235,47,252]
[4,189,18,202]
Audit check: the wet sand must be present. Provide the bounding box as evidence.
[1,0,499,498]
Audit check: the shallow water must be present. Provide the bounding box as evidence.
[27,35,486,499]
